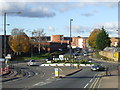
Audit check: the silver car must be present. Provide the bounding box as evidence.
[27,60,37,66]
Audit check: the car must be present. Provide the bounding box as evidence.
[27,60,38,66]
[88,59,92,63]
[73,52,79,56]
[91,64,105,71]
[83,53,88,56]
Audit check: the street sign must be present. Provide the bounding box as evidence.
[55,68,59,77]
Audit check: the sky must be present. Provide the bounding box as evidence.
[0,0,119,37]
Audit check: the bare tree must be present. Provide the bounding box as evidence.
[32,29,47,54]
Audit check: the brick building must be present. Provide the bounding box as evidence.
[51,35,69,44]
[110,37,119,47]
[71,36,88,49]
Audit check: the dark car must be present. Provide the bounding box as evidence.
[91,64,105,71]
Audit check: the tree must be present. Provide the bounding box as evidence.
[32,29,47,54]
[96,27,111,50]
[9,28,30,55]
[88,29,101,49]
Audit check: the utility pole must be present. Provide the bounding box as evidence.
[69,19,73,60]
[4,12,7,58]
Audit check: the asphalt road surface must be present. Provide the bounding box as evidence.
[2,59,118,89]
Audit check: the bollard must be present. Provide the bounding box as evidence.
[55,68,59,78]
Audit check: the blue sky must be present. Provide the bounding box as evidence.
[0,1,118,37]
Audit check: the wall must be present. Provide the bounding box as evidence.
[99,51,119,62]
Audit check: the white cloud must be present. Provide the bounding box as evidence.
[81,13,94,17]
[66,25,92,34]
[94,22,118,36]
[0,0,119,2]
[0,2,56,18]
[0,2,117,17]
[65,22,118,37]
[48,26,55,31]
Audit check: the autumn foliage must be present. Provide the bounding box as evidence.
[9,34,30,54]
[88,29,101,49]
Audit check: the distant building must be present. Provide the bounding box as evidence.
[51,35,69,44]
[0,35,11,58]
[71,36,88,49]
[110,37,119,47]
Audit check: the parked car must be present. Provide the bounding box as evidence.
[73,52,79,56]
[91,64,105,71]
[27,60,38,66]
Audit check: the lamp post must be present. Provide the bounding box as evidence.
[69,19,73,60]
[3,12,21,58]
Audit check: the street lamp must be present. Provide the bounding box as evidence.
[69,19,73,60]
[3,12,21,58]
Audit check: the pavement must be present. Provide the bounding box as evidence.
[99,70,118,88]
[90,57,119,88]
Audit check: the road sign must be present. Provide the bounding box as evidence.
[55,68,59,77]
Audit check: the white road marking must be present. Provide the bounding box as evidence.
[84,83,89,88]
[33,82,44,86]
[83,73,98,88]
[33,81,51,87]
[90,79,93,82]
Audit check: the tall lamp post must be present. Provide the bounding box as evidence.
[69,19,73,60]
[3,12,21,58]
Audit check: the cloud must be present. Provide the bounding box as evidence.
[0,2,117,17]
[66,25,92,34]
[48,26,55,31]
[65,22,118,37]
[81,13,94,17]
[0,2,56,18]
[94,22,118,36]
[0,0,119,2]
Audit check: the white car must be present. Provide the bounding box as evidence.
[27,60,37,66]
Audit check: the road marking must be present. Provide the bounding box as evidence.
[97,74,103,88]
[84,83,89,88]
[90,79,93,82]
[33,82,44,86]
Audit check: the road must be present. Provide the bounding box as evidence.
[2,59,118,89]
[2,63,56,89]
[33,67,99,88]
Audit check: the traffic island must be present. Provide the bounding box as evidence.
[54,67,82,78]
